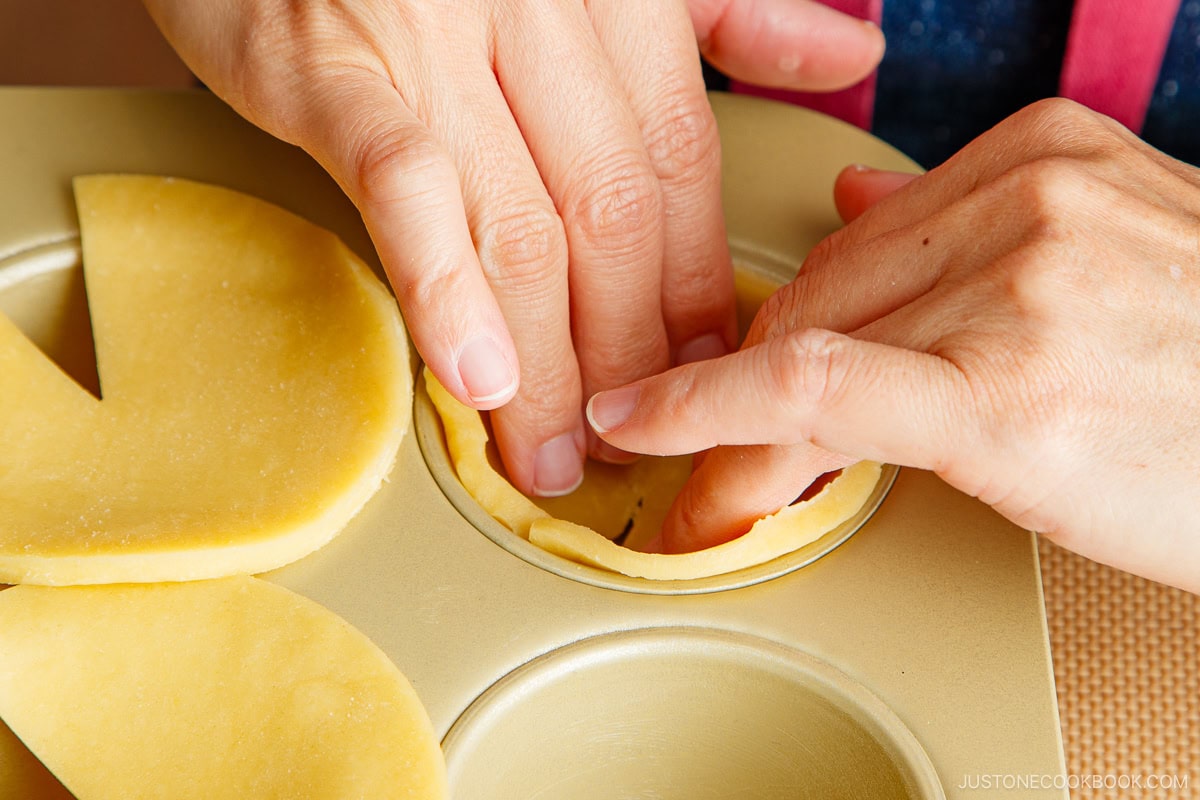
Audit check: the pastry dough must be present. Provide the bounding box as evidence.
[426,369,882,580]
[0,176,411,585]
[426,368,691,550]
[0,577,447,800]
[531,461,882,579]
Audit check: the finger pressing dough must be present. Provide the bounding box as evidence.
[0,175,411,585]
[426,368,882,580]
[0,576,447,800]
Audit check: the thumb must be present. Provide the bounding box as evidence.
[688,0,885,92]
[587,327,966,470]
[658,443,851,554]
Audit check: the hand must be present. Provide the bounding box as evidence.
[142,0,883,497]
[588,99,1200,593]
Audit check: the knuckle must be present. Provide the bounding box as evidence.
[567,158,663,251]
[642,98,721,182]
[1018,97,1096,130]
[349,125,455,210]
[744,287,789,345]
[1010,98,1121,157]
[802,229,850,274]
[999,244,1075,319]
[234,6,397,145]
[476,205,567,285]
[745,273,813,347]
[394,256,462,315]
[1017,97,1104,138]
[999,157,1086,237]
[774,329,843,415]
[225,5,312,110]
[803,238,835,271]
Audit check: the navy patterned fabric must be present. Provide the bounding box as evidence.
[707,1,1200,168]
[1144,0,1200,166]
[873,0,1075,168]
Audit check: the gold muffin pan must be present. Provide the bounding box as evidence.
[0,88,1067,798]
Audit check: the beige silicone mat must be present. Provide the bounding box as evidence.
[1039,539,1199,798]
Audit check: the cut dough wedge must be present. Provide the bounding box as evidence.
[0,175,411,585]
[0,577,447,800]
[425,369,883,580]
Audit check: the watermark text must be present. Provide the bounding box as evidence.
[958,773,1189,791]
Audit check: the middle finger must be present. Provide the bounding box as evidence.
[410,55,585,497]
[587,0,738,366]
[494,0,671,460]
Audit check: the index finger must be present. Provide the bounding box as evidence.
[588,328,966,468]
[298,74,521,410]
[495,2,672,461]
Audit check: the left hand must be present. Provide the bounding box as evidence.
[587,98,1200,593]
[143,0,883,498]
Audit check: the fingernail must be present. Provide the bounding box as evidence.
[677,332,728,365]
[457,337,517,406]
[777,54,803,75]
[590,432,640,465]
[862,19,886,54]
[532,432,584,498]
[847,164,918,183]
[586,386,641,434]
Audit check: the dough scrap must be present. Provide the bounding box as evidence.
[0,175,411,585]
[0,576,447,800]
[425,369,882,580]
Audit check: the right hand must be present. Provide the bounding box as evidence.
[590,100,1200,593]
[142,0,884,496]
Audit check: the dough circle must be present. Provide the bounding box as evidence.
[0,176,411,585]
[0,577,447,799]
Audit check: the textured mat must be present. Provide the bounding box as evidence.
[1039,539,1199,799]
